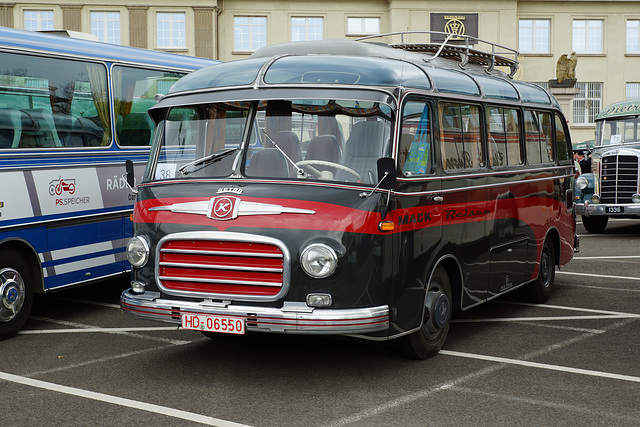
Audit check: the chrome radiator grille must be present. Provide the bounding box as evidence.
[157,237,285,298]
[600,154,640,204]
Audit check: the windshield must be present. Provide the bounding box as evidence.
[147,98,393,185]
[596,116,640,147]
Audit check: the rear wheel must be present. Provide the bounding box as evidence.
[581,215,608,233]
[0,250,33,340]
[400,266,452,359]
[523,240,555,304]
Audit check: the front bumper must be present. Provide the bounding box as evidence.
[575,201,640,216]
[121,289,390,335]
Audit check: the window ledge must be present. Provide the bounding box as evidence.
[232,50,255,56]
[156,48,188,53]
[519,53,553,57]
[575,53,606,57]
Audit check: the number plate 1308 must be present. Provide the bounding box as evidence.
[182,314,245,334]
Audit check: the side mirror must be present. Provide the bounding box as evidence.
[377,157,397,190]
[124,159,138,194]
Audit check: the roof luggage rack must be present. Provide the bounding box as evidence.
[357,31,520,78]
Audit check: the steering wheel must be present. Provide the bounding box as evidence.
[295,160,362,181]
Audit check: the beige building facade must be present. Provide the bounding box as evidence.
[1,0,639,142]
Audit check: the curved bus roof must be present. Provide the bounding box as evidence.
[168,37,558,109]
[0,25,218,70]
[596,99,640,120]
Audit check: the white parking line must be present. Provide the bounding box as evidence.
[19,326,181,334]
[454,302,640,323]
[0,371,252,427]
[439,350,640,383]
[324,318,637,427]
[556,271,640,281]
[23,316,191,346]
[572,255,640,260]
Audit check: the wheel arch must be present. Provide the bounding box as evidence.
[0,238,45,294]
[543,227,561,268]
[432,255,463,311]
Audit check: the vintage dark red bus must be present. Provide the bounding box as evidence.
[121,33,578,358]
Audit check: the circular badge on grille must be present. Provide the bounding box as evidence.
[209,196,238,220]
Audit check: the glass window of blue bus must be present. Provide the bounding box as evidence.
[575,98,640,233]
[122,35,577,359]
[0,27,218,340]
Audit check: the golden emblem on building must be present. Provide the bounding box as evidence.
[444,16,466,40]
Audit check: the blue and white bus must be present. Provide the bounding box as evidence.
[0,26,218,339]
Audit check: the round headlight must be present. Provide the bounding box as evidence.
[576,176,589,190]
[632,193,640,203]
[300,244,337,278]
[126,235,149,268]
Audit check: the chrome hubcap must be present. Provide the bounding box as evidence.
[0,268,25,323]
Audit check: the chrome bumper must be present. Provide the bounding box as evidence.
[121,289,390,335]
[575,201,640,216]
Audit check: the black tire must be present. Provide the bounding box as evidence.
[523,240,555,304]
[0,249,34,341]
[581,215,608,233]
[400,265,452,359]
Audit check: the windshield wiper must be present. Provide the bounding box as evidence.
[262,131,306,177]
[179,148,238,175]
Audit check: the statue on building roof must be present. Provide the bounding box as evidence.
[555,52,577,85]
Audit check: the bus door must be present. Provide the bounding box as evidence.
[393,98,443,330]
[438,102,490,306]
[487,106,529,297]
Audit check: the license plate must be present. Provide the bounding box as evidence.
[181,314,245,335]
[606,206,625,214]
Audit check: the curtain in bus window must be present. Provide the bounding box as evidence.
[265,100,293,144]
[402,103,431,175]
[554,113,571,163]
[488,106,522,167]
[206,106,227,154]
[525,110,554,165]
[524,110,542,164]
[86,63,110,146]
[440,102,482,170]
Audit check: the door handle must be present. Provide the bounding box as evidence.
[432,195,443,203]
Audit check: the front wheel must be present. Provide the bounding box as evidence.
[522,240,555,304]
[400,266,452,359]
[0,250,34,340]
[581,215,608,233]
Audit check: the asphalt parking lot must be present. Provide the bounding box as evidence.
[1,218,639,427]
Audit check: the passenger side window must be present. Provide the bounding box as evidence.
[114,66,186,147]
[524,110,553,164]
[0,51,110,149]
[488,106,522,167]
[439,102,484,170]
[399,99,432,176]
[554,113,572,164]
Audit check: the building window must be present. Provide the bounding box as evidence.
[157,12,186,49]
[347,17,380,35]
[291,17,323,41]
[519,19,550,53]
[628,20,640,53]
[573,20,603,53]
[573,82,602,124]
[91,12,120,44]
[627,83,640,100]
[234,17,267,51]
[24,10,54,31]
